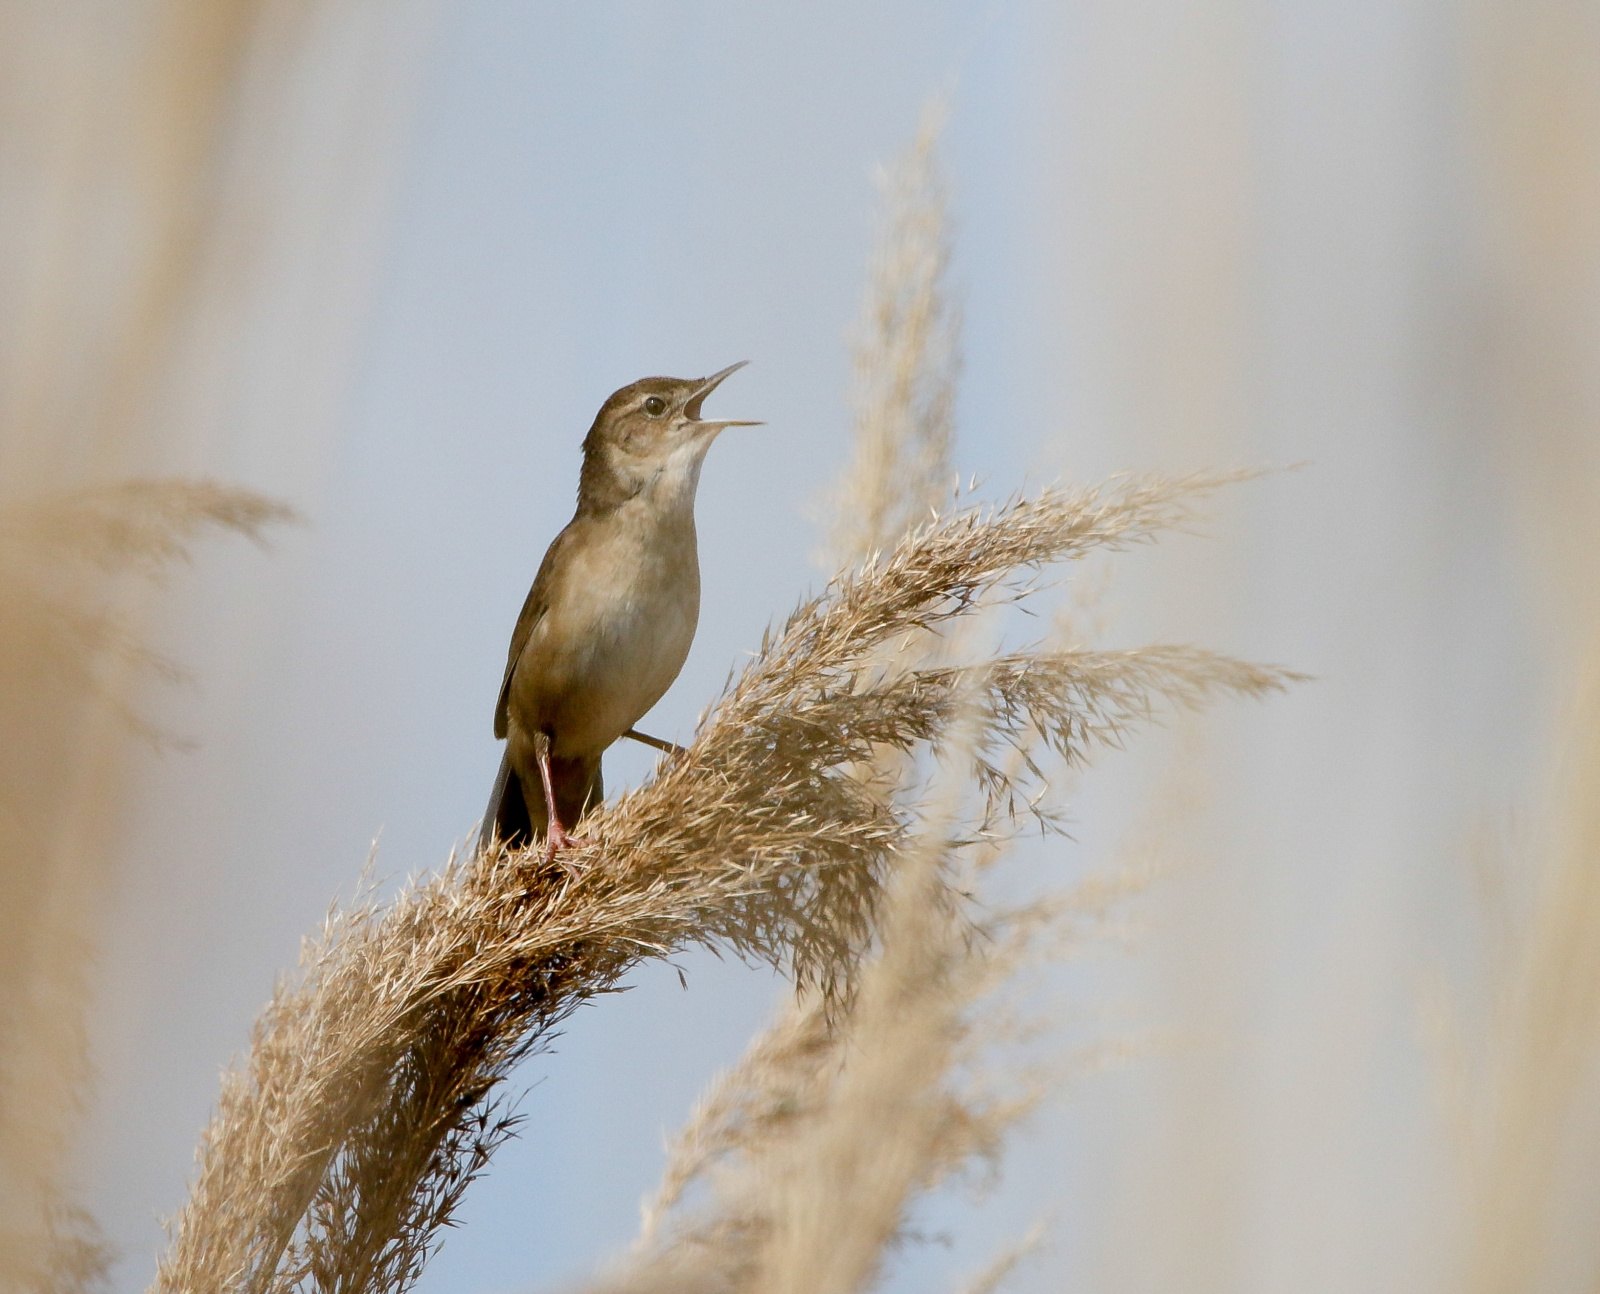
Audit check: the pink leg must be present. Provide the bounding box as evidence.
[535,740,584,867]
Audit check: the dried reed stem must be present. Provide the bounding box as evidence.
[1455,8,1600,1285]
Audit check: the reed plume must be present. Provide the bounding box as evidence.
[151,470,1294,1294]
[606,110,1010,1286]
[827,101,959,566]
[1451,649,1600,1293]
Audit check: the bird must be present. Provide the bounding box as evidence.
[479,362,759,860]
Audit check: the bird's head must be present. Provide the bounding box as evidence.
[578,362,759,513]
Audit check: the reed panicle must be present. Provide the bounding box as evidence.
[1453,649,1600,1293]
[1,481,295,578]
[601,842,1052,1294]
[602,112,1047,1294]
[151,471,1294,1294]
[826,100,959,565]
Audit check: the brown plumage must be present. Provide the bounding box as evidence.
[481,362,758,858]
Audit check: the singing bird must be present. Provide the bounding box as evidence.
[480,362,759,858]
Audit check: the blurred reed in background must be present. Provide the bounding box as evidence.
[1452,3,1600,1290]
[0,481,287,1291]
[0,4,427,1289]
[1047,1,1600,1290]
[0,5,300,1285]
[825,105,960,568]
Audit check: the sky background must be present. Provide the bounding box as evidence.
[55,2,1584,1292]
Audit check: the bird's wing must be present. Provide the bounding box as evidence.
[494,577,545,740]
[493,521,580,739]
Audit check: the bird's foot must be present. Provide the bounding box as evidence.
[544,823,587,877]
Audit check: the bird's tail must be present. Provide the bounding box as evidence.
[478,749,531,855]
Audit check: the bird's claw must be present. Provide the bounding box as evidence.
[544,824,587,878]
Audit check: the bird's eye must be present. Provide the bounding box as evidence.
[643,396,667,417]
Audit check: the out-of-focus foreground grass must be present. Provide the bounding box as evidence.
[0,4,423,1288]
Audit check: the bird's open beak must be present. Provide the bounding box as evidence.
[684,360,762,427]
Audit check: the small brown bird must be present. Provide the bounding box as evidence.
[480,362,758,858]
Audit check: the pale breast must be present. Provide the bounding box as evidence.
[510,509,700,757]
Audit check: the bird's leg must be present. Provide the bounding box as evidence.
[533,732,583,867]
[623,727,686,757]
